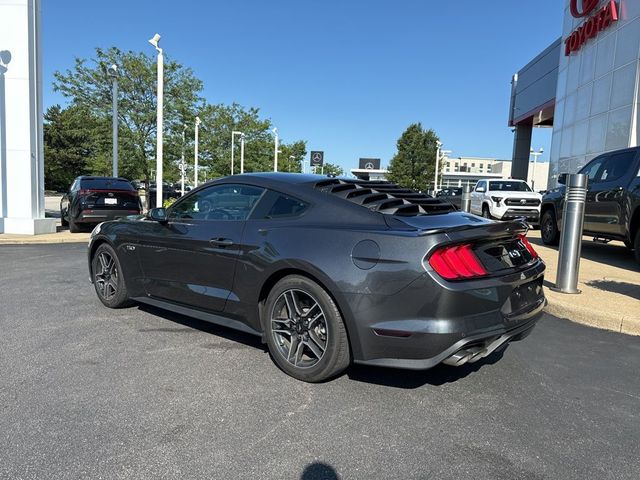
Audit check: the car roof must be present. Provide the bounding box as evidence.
[199,172,455,217]
[78,176,131,181]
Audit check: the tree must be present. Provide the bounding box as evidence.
[43,104,106,191]
[387,123,440,192]
[322,163,344,176]
[196,103,306,179]
[53,47,204,186]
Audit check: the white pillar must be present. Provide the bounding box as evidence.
[0,0,55,234]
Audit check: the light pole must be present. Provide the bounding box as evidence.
[107,64,119,178]
[530,147,544,189]
[289,155,295,173]
[439,149,452,191]
[194,116,201,186]
[180,126,186,196]
[273,127,279,172]
[434,141,442,194]
[240,133,245,174]
[148,33,163,208]
[231,131,243,175]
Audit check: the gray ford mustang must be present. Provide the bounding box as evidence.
[88,173,546,382]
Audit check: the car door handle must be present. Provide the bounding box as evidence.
[210,238,234,247]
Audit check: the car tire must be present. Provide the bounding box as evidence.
[69,218,81,233]
[482,205,492,219]
[60,209,68,227]
[634,230,640,265]
[541,210,560,246]
[264,275,350,383]
[91,243,134,309]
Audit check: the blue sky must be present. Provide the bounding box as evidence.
[42,0,562,172]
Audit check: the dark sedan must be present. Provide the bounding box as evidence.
[88,173,546,382]
[61,176,142,232]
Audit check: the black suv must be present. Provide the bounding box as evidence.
[435,187,463,210]
[540,147,640,264]
[61,176,142,232]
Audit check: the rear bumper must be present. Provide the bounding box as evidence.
[75,209,140,224]
[346,260,546,370]
[354,306,542,370]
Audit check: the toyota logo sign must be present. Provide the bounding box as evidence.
[570,0,599,18]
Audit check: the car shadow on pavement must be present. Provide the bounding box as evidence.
[346,349,506,389]
[527,236,639,274]
[585,279,640,301]
[136,304,267,352]
[135,302,506,389]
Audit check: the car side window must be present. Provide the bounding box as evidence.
[264,194,308,219]
[579,156,607,184]
[475,181,486,192]
[596,151,635,183]
[169,184,264,221]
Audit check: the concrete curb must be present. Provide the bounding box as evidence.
[544,293,640,336]
[0,234,90,245]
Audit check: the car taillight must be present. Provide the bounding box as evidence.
[428,244,488,280]
[519,234,538,259]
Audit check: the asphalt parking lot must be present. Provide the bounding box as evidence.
[1,244,639,480]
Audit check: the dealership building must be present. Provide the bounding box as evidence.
[509,0,640,188]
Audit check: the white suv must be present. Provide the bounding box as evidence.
[470,179,542,225]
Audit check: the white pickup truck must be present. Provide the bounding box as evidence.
[470,179,542,225]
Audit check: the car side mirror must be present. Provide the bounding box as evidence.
[149,207,168,223]
[476,187,486,193]
[557,173,567,185]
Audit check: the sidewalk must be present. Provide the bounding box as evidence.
[0,229,90,244]
[527,230,639,336]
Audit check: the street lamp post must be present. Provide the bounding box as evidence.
[289,155,295,173]
[273,127,279,172]
[530,147,544,189]
[148,33,163,208]
[180,126,186,196]
[194,116,201,186]
[439,149,452,191]
[107,64,119,178]
[240,133,245,174]
[435,141,442,194]
[231,131,243,175]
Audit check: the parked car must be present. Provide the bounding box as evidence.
[435,187,463,209]
[88,173,545,382]
[60,176,142,233]
[470,179,542,225]
[541,146,640,263]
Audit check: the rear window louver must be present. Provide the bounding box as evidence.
[314,179,455,216]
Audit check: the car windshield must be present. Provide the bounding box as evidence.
[489,181,531,192]
[80,178,134,191]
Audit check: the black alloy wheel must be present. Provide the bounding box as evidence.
[91,243,133,308]
[541,210,560,246]
[265,275,350,382]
